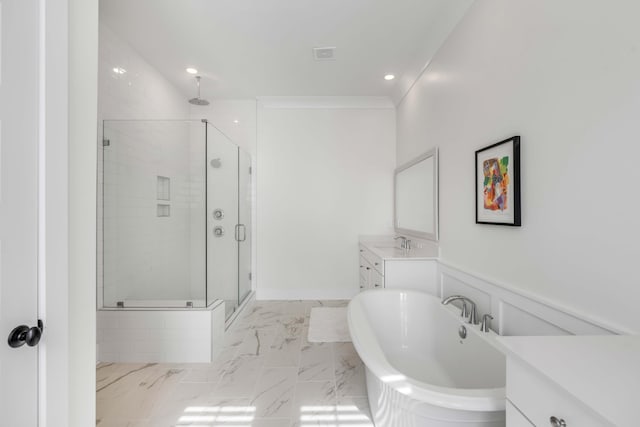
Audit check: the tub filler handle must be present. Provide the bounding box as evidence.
[480,314,494,332]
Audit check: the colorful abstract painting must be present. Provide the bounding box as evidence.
[482,156,509,211]
[475,136,521,226]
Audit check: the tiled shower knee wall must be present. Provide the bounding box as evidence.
[97,302,225,363]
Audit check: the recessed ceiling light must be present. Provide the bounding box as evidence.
[186,67,198,74]
[384,74,395,81]
[233,119,240,124]
[112,67,126,74]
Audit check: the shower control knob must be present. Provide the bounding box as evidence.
[213,226,225,237]
[549,416,566,427]
[213,209,224,220]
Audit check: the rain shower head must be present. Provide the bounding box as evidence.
[189,97,209,106]
[188,76,210,106]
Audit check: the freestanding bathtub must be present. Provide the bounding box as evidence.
[348,289,506,427]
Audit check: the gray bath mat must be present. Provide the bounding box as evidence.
[308,307,351,343]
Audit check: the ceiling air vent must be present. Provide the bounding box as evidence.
[313,47,336,61]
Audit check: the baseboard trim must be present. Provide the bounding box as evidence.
[256,288,357,301]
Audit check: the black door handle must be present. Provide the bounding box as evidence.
[8,319,43,348]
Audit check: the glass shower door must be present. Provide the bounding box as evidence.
[238,149,252,305]
[101,120,207,308]
[206,124,239,318]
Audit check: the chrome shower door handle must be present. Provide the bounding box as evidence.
[234,224,246,242]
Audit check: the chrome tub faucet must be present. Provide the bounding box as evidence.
[442,295,479,325]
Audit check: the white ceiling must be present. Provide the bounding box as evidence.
[99,0,473,102]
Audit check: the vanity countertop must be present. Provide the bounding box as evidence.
[497,334,640,426]
[359,238,439,260]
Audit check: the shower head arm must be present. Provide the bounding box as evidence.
[189,76,210,106]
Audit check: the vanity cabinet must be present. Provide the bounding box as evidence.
[506,358,608,427]
[358,242,437,293]
[499,335,638,427]
[506,401,533,427]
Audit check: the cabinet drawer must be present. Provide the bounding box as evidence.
[370,268,384,289]
[506,400,533,427]
[359,256,373,276]
[358,255,368,277]
[359,246,384,275]
[358,256,370,291]
[507,359,611,427]
[358,270,367,291]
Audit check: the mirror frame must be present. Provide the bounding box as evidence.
[394,148,439,241]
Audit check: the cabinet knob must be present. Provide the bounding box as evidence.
[550,416,566,427]
[366,267,370,270]
[374,262,379,266]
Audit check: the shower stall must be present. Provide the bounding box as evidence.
[97,119,252,362]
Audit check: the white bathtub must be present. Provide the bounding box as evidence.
[348,289,506,427]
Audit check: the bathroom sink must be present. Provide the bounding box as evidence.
[374,244,399,249]
[374,247,412,258]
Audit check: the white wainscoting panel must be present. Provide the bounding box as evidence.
[438,262,623,336]
[385,260,438,295]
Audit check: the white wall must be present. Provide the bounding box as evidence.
[190,100,257,157]
[98,23,190,121]
[257,98,396,299]
[396,0,640,333]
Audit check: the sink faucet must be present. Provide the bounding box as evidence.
[394,236,411,250]
[442,295,478,325]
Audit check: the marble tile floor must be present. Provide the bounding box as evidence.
[96,300,373,427]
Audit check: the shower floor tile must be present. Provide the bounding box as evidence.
[96,299,373,427]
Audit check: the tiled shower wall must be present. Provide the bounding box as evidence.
[97,22,199,306]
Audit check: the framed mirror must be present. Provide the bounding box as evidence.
[394,148,439,241]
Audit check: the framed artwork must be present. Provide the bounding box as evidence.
[475,136,521,226]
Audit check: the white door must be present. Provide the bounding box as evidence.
[0,0,42,425]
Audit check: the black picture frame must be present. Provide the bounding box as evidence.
[475,136,521,226]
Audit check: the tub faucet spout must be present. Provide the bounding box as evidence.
[442,295,479,325]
